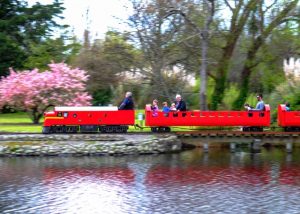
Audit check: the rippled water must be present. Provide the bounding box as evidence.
[1,147,300,214]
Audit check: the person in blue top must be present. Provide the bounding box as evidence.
[162,102,170,113]
[118,92,134,110]
[253,94,265,111]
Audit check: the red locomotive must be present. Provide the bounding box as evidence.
[42,106,135,134]
[43,104,272,133]
[277,104,300,131]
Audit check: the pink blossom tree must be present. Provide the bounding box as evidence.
[0,63,92,124]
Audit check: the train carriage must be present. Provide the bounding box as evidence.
[42,106,135,134]
[278,104,300,131]
[145,104,271,132]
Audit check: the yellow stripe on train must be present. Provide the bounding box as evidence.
[45,117,64,120]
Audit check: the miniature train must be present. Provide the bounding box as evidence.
[42,104,300,134]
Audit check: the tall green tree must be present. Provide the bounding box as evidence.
[167,0,216,110]
[232,0,299,109]
[0,0,66,75]
[128,0,191,102]
[210,0,260,110]
[24,36,81,70]
[74,30,137,105]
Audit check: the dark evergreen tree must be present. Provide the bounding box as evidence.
[0,0,66,76]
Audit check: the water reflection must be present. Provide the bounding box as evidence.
[1,148,300,213]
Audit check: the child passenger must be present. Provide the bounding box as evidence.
[244,103,254,111]
[151,99,159,116]
[162,102,170,117]
[162,102,170,113]
[170,103,177,111]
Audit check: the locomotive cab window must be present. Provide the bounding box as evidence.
[63,112,68,118]
[57,112,62,117]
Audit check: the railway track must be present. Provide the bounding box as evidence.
[0,131,300,136]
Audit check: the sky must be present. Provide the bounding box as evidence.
[27,0,132,40]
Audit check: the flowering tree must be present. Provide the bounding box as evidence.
[0,63,92,124]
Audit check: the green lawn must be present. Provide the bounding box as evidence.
[0,112,43,133]
[0,112,43,124]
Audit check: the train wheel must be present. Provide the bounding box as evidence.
[151,127,158,132]
[158,127,166,132]
[106,126,113,133]
[116,126,128,133]
[42,126,51,134]
[52,125,66,133]
[165,127,171,132]
[100,126,106,133]
[66,126,78,133]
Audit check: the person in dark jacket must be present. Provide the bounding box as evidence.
[174,94,186,111]
[118,92,134,110]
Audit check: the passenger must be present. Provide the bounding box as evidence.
[244,103,254,111]
[170,103,177,111]
[118,91,134,110]
[285,102,291,111]
[151,99,159,117]
[174,94,187,111]
[252,94,265,111]
[162,102,170,113]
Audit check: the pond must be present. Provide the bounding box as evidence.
[1,147,300,214]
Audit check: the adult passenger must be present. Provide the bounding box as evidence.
[253,94,265,111]
[174,94,186,111]
[118,91,134,110]
[285,102,291,111]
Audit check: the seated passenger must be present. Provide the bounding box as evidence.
[285,102,291,111]
[174,94,187,111]
[170,103,177,111]
[244,103,254,111]
[162,102,170,114]
[151,99,159,117]
[252,94,265,111]
[118,92,134,110]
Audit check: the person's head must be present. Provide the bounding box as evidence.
[286,102,290,107]
[125,91,132,98]
[162,102,168,106]
[176,94,182,101]
[171,103,176,107]
[244,103,250,107]
[256,94,263,101]
[153,99,158,105]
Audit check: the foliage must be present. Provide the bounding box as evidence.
[73,30,137,105]
[0,63,92,124]
[231,0,299,109]
[270,80,300,113]
[0,0,66,75]
[24,36,82,70]
[127,0,192,102]
[91,89,113,106]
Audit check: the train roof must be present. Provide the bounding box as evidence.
[54,106,118,111]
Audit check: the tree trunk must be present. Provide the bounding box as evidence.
[232,0,299,109]
[210,54,232,110]
[200,35,208,110]
[232,67,251,110]
[29,107,42,124]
